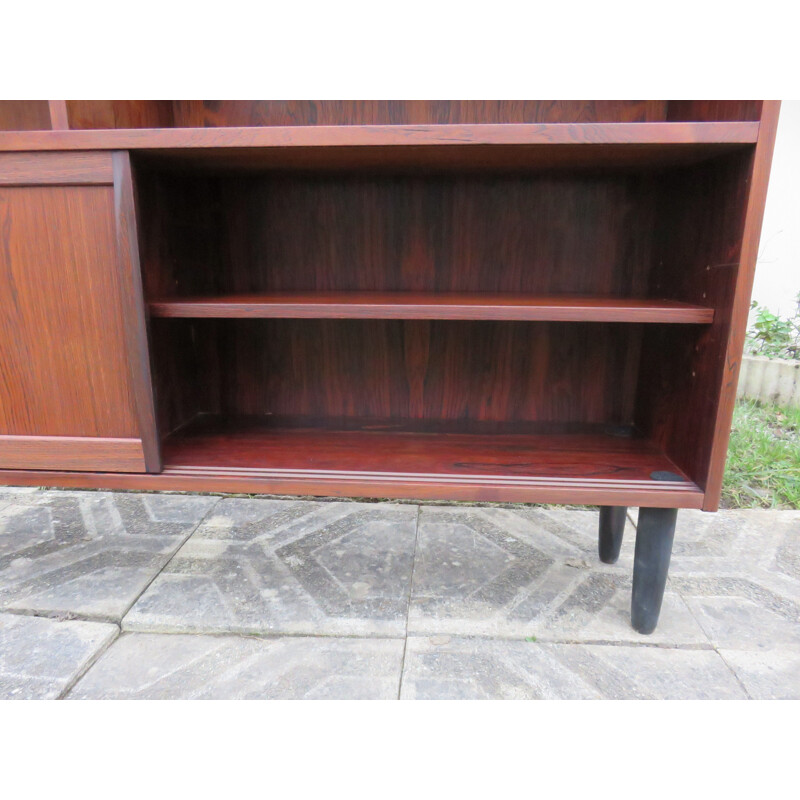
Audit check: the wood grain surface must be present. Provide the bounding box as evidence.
[149,293,714,323]
[0,436,145,472]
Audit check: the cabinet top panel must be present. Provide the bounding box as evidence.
[0,122,760,173]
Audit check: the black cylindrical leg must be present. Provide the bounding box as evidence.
[631,507,678,634]
[598,506,627,564]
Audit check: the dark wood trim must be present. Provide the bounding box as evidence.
[0,152,113,185]
[113,151,162,472]
[48,101,70,131]
[149,293,715,324]
[0,466,704,508]
[0,436,145,472]
[0,122,760,152]
[702,101,782,510]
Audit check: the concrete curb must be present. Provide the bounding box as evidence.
[737,355,800,407]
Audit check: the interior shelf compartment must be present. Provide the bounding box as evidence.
[162,414,701,499]
[138,138,757,503]
[148,293,714,323]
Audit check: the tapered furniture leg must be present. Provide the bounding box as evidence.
[631,507,678,634]
[598,506,627,564]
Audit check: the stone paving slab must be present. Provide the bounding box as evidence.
[717,649,800,700]
[0,492,219,621]
[407,506,709,645]
[400,636,747,699]
[123,498,418,637]
[0,612,118,699]
[2,489,799,700]
[69,632,404,699]
[664,510,800,652]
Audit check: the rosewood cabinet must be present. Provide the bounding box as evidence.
[0,100,780,632]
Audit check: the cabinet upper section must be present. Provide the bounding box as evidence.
[0,101,767,132]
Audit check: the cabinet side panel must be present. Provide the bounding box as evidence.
[702,102,781,507]
[637,103,780,506]
[0,185,141,439]
[635,152,753,490]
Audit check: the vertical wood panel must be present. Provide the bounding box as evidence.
[702,101,781,507]
[113,152,162,470]
[0,175,156,473]
[48,100,70,130]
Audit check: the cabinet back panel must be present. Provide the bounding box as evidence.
[139,172,657,298]
[151,319,642,427]
[66,101,175,130]
[170,100,669,127]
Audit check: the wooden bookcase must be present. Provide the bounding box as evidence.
[0,100,780,632]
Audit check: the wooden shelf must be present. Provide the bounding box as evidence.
[158,415,703,507]
[149,293,714,324]
[0,122,760,151]
[0,122,758,173]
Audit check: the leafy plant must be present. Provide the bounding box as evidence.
[745,292,800,360]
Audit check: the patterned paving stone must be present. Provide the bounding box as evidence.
[718,649,800,699]
[0,491,219,621]
[407,506,709,644]
[0,612,118,699]
[124,498,418,636]
[400,636,746,699]
[665,510,800,650]
[69,632,404,699]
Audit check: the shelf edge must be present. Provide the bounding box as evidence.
[148,298,715,324]
[0,122,760,152]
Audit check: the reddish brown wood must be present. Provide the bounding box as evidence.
[0,183,141,440]
[138,171,658,299]
[634,103,780,507]
[162,320,641,427]
[149,293,714,323]
[702,101,781,508]
[0,122,761,153]
[171,100,671,127]
[0,154,158,473]
[48,101,70,130]
[666,101,762,122]
[0,101,762,133]
[0,101,52,131]
[0,436,145,472]
[163,414,690,479]
[0,465,705,508]
[0,101,779,510]
[113,152,162,471]
[0,152,113,185]
[634,151,753,489]
[66,101,174,130]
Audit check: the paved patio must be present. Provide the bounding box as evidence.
[0,487,798,699]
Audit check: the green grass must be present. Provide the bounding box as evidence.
[722,399,800,509]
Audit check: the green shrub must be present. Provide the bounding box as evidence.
[746,292,800,359]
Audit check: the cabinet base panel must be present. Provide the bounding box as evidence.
[0,416,704,508]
